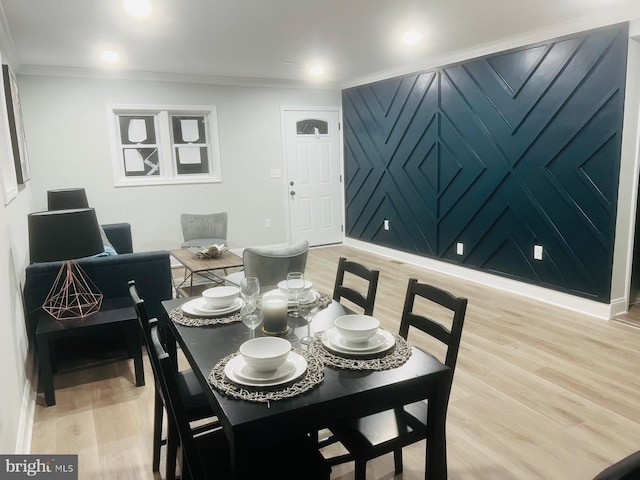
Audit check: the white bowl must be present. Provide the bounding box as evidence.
[334,315,380,344]
[277,279,313,298]
[202,286,240,309]
[239,337,292,372]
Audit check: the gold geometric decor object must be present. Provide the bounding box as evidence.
[42,260,103,320]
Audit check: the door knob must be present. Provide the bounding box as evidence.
[290,191,296,196]
[290,181,295,186]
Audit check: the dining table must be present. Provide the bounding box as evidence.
[161,289,453,480]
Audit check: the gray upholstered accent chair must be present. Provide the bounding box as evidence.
[180,212,228,248]
[225,240,309,288]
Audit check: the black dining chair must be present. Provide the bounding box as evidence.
[128,281,217,480]
[593,450,640,480]
[321,278,468,480]
[147,317,331,480]
[332,257,380,315]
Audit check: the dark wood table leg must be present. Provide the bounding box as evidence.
[37,335,56,406]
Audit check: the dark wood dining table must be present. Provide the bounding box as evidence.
[161,294,452,480]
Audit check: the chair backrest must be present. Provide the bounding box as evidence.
[180,212,228,247]
[147,318,205,479]
[128,280,149,336]
[243,240,309,288]
[399,278,467,372]
[332,257,380,315]
[128,280,164,386]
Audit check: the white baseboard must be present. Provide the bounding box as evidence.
[16,350,36,453]
[344,238,618,321]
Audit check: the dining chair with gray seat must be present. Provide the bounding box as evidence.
[320,278,468,479]
[128,281,217,480]
[225,240,309,287]
[332,256,380,315]
[180,212,228,249]
[147,317,331,480]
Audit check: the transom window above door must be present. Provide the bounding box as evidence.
[108,105,222,186]
[296,119,329,135]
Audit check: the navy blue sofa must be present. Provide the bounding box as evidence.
[23,223,173,344]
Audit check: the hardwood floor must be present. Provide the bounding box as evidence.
[30,244,640,479]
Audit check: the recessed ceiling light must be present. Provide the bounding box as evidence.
[100,50,120,63]
[402,30,422,45]
[123,0,152,17]
[309,65,325,76]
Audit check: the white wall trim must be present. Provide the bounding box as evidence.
[18,65,340,90]
[344,238,615,321]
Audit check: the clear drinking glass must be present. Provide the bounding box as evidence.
[299,290,318,344]
[241,303,263,339]
[240,277,262,338]
[286,272,305,318]
[240,277,260,306]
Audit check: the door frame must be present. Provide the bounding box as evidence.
[280,106,345,246]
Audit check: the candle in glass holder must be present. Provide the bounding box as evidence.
[262,293,288,335]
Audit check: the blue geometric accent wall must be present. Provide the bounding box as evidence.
[343,23,628,302]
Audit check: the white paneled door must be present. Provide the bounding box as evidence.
[283,109,343,246]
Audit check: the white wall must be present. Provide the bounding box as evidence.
[0,189,36,454]
[18,75,341,252]
[0,29,37,452]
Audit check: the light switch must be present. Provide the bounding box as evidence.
[270,169,281,178]
[384,219,389,231]
[456,243,464,255]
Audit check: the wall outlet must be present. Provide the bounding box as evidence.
[456,242,464,255]
[384,219,389,231]
[265,219,271,229]
[534,244,543,260]
[270,169,281,178]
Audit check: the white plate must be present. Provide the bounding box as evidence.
[181,297,243,317]
[277,280,313,297]
[234,358,296,383]
[322,327,395,356]
[224,351,307,387]
[263,288,318,305]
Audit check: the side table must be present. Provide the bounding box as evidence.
[35,297,145,406]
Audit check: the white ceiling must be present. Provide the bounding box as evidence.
[1,0,640,88]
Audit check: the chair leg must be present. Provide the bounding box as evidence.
[152,391,163,472]
[394,447,403,473]
[355,459,367,480]
[166,417,179,480]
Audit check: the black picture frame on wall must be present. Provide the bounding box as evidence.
[2,64,30,184]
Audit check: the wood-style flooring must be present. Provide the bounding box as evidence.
[30,244,640,479]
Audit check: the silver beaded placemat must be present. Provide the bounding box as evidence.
[307,331,412,370]
[208,348,324,403]
[169,306,242,327]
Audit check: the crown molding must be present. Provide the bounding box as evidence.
[341,9,640,89]
[17,64,340,90]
